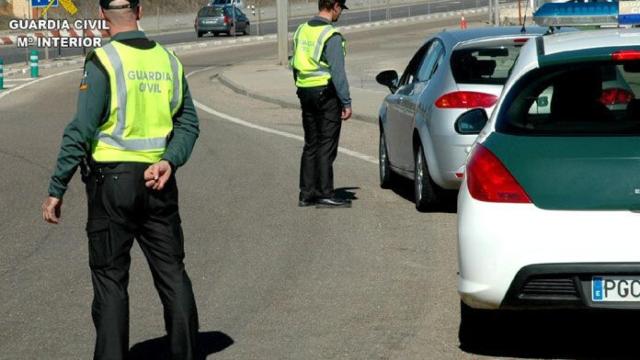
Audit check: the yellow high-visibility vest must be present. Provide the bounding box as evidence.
[92,41,184,163]
[291,22,346,88]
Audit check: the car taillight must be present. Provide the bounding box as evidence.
[466,145,531,203]
[600,88,635,106]
[435,91,498,109]
[612,50,640,62]
[224,15,231,24]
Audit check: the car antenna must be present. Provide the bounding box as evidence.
[521,0,531,33]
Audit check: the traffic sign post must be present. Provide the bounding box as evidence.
[277,0,288,66]
[0,58,4,91]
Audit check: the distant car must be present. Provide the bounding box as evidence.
[375,26,551,211]
[457,29,640,328]
[195,5,250,38]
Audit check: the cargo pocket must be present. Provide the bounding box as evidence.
[86,218,112,269]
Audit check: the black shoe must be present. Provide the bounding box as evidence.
[315,197,352,208]
[298,198,317,207]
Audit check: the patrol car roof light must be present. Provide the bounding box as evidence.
[533,1,619,27]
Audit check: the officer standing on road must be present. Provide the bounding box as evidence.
[41,1,200,359]
[292,0,353,208]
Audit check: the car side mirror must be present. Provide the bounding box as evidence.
[455,108,488,135]
[376,70,399,93]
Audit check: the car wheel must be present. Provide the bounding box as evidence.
[213,32,220,37]
[459,301,502,348]
[197,31,203,38]
[414,143,443,211]
[244,23,250,35]
[379,131,395,189]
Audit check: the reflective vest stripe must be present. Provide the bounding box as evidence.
[163,47,182,116]
[298,70,330,78]
[97,132,167,151]
[312,25,334,61]
[101,42,128,143]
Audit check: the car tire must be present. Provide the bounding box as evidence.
[244,24,250,35]
[459,301,503,349]
[197,31,203,38]
[379,131,395,189]
[213,32,220,37]
[414,143,443,212]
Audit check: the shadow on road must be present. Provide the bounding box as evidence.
[128,331,234,360]
[335,187,360,202]
[388,176,458,214]
[459,307,640,359]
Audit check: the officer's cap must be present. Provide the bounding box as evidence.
[337,0,348,9]
[100,0,140,9]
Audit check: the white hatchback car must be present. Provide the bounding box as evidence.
[457,28,640,317]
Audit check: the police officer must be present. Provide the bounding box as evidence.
[41,1,200,359]
[292,0,352,208]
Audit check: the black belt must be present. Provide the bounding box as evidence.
[93,162,150,174]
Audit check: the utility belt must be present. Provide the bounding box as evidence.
[296,82,337,98]
[81,157,150,184]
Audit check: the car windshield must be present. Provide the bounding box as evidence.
[497,61,640,135]
[198,7,223,16]
[451,45,522,85]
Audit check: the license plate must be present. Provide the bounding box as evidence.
[592,276,640,302]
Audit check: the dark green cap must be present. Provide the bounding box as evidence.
[100,0,140,9]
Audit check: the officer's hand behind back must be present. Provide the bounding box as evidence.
[341,107,352,121]
[144,160,172,191]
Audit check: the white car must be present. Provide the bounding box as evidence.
[457,28,640,322]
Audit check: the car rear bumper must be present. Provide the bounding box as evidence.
[197,24,230,32]
[457,182,640,310]
[501,263,640,310]
[430,133,475,189]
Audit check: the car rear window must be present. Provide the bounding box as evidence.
[451,45,522,85]
[497,61,640,135]
[198,7,223,16]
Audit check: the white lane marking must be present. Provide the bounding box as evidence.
[4,78,34,82]
[0,68,81,100]
[187,67,377,165]
[193,100,377,165]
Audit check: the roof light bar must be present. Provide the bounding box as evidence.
[534,1,618,27]
[533,1,640,27]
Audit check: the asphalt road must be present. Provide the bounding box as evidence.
[2,16,638,360]
[0,0,510,65]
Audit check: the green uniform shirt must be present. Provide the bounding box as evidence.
[48,31,200,199]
